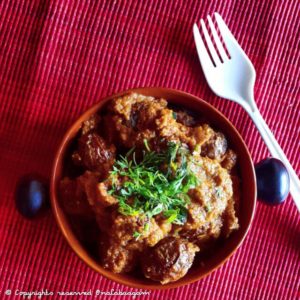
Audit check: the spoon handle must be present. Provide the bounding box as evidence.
[248,109,300,211]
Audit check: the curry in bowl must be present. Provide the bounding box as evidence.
[59,93,240,284]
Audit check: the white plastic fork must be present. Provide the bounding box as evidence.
[193,13,300,210]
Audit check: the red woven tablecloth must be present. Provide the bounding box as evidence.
[0,1,299,299]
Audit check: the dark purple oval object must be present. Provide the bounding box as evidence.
[15,175,49,218]
[255,158,290,205]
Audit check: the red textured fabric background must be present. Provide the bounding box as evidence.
[0,1,299,299]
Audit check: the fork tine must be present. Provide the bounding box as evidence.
[207,15,228,62]
[200,19,221,66]
[193,23,214,70]
[214,12,243,57]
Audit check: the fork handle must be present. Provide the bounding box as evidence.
[248,109,300,210]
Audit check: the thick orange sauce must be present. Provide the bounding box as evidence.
[60,93,240,284]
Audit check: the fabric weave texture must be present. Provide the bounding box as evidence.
[0,1,299,299]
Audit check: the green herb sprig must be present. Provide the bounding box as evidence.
[108,141,199,225]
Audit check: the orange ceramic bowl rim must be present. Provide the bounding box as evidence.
[50,87,256,290]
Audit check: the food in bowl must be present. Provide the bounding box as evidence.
[59,93,240,284]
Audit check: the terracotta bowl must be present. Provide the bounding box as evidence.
[51,87,256,290]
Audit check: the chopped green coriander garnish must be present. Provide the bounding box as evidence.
[109,142,199,225]
[143,139,151,152]
[144,222,150,232]
[133,231,142,240]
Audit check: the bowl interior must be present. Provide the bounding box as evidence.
[51,87,256,289]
